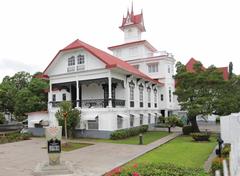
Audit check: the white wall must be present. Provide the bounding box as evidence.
[82,84,104,100]
[47,48,106,76]
[49,89,71,102]
[220,113,240,176]
[28,113,49,128]
[112,44,154,61]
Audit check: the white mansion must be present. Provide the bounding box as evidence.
[28,7,179,138]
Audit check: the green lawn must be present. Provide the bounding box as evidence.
[78,131,169,145]
[131,135,217,168]
[61,142,92,151]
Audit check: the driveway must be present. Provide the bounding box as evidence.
[0,133,179,176]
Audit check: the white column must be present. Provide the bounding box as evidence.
[165,110,168,117]
[49,81,53,109]
[108,72,112,108]
[76,80,79,107]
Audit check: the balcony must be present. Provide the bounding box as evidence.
[50,99,125,108]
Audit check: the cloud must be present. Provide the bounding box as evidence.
[0,58,41,82]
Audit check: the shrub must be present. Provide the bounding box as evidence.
[106,163,208,176]
[110,125,148,140]
[182,125,193,135]
[211,157,223,175]
[191,132,210,141]
[0,113,5,124]
[222,144,231,158]
[216,116,220,124]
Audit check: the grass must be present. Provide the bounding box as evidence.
[61,142,92,151]
[130,135,217,168]
[78,131,169,145]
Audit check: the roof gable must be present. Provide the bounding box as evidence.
[43,39,162,85]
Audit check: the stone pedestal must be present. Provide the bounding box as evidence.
[33,126,75,176]
[33,161,74,176]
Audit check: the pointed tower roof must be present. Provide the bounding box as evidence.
[119,4,145,32]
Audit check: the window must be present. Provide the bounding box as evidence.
[169,88,172,102]
[148,113,151,124]
[62,93,66,101]
[52,94,56,102]
[154,89,157,108]
[117,116,123,129]
[140,114,143,125]
[88,117,99,130]
[68,56,75,66]
[139,84,144,107]
[147,87,151,107]
[161,94,164,101]
[168,65,171,73]
[148,63,158,73]
[130,114,134,127]
[77,54,85,64]
[129,81,135,107]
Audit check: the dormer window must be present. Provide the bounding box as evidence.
[68,56,75,66]
[77,54,85,64]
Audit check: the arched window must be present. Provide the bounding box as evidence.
[68,56,75,66]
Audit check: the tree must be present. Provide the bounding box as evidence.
[229,62,233,80]
[174,61,225,132]
[165,115,183,133]
[55,101,80,139]
[0,113,5,124]
[14,88,43,121]
[214,75,240,115]
[0,72,48,121]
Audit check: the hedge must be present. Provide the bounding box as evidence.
[106,163,208,176]
[110,125,148,140]
[191,132,210,141]
[182,125,194,135]
[0,132,31,144]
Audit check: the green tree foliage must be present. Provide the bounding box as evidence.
[0,112,5,124]
[174,61,225,132]
[229,62,233,80]
[213,75,240,115]
[55,101,80,137]
[0,71,48,121]
[165,115,183,133]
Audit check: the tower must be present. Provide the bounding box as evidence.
[119,4,145,43]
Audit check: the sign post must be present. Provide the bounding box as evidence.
[46,126,62,165]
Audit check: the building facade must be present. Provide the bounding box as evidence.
[28,7,179,138]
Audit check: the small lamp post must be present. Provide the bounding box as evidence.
[63,112,68,144]
[139,133,143,145]
[216,135,224,157]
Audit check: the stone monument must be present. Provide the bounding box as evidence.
[33,126,74,176]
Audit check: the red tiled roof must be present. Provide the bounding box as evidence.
[108,40,157,52]
[186,58,205,72]
[119,10,145,32]
[43,39,163,85]
[217,67,228,80]
[185,58,228,80]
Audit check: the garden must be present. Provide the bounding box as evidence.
[105,128,218,176]
[0,132,31,144]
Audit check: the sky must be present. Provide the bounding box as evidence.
[0,0,239,82]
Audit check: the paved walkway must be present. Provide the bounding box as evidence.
[0,133,179,176]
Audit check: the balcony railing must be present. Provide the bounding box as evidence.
[50,99,125,108]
